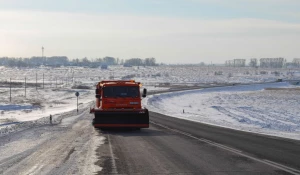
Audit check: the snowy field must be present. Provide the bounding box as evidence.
[1,65,300,87]
[0,88,93,123]
[143,82,300,140]
[1,65,300,139]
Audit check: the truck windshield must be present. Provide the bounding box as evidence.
[103,86,139,98]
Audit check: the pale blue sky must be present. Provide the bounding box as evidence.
[1,0,299,22]
[1,0,300,63]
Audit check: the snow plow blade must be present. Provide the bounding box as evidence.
[92,109,149,128]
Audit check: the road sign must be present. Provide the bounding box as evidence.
[75,92,79,97]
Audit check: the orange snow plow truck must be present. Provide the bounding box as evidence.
[90,80,149,128]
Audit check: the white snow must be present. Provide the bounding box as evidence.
[0,88,94,124]
[1,65,300,139]
[143,82,300,140]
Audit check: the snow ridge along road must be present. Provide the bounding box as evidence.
[0,107,105,175]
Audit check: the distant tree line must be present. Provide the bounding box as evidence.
[0,56,158,68]
[0,56,69,67]
[124,58,157,67]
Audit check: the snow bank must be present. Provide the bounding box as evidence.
[0,101,93,136]
[143,82,300,140]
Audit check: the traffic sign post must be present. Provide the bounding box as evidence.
[75,92,79,113]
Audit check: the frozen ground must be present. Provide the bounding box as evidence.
[0,65,299,174]
[143,82,300,140]
[0,88,94,124]
[1,65,300,138]
[1,65,300,87]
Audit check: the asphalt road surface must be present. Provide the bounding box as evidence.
[96,112,300,175]
[1,101,300,174]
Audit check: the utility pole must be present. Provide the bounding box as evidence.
[36,73,37,90]
[25,77,26,98]
[10,78,11,102]
[56,78,57,88]
[43,73,44,89]
[72,70,74,83]
[50,76,52,88]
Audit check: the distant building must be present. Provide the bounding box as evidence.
[260,58,284,68]
[225,59,246,67]
[292,58,300,68]
[249,58,257,67]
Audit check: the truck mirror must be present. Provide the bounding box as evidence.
[142,88,147,97]
[95,94,101,98]
[95,89,98,94]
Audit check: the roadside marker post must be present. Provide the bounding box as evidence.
[75,92,79,113]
